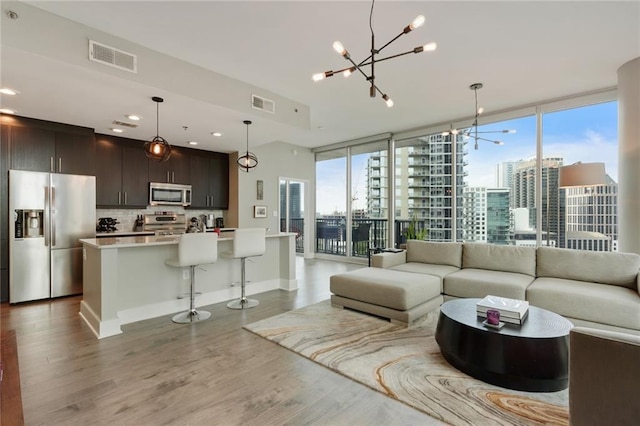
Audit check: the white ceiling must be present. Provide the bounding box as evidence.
[1,1,639,154]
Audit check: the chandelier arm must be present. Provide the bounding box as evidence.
[463,130,513,134]
[370,49,419,64]
[472,135,502,143]
[376,32,408,55]
[338,48,426,75]
[354,35,415,68]
[345,56,371,81]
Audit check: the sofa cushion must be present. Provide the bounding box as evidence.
[444,268,535,300]
[406,240,462,268]
[330,267,441,311]
[528,277,640,331]
[537,247,640,290]
[390,262,459,292]
[462,244,536,276]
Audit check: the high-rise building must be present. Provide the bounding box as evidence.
[463,187,511,244]
[563,174,618,251]
[366,151,387,218]
[513,157,565,247]
[497,161,520,208]
[367,133,467,242]
[280,182,302,219]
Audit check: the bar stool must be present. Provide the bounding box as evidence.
[166,232,218,323]
[227,228,266,310]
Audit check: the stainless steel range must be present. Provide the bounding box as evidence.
[143,213,187,235]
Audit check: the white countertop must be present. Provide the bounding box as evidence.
[80,232,296,249]
[95,228,236,238]
[96,231,155,238]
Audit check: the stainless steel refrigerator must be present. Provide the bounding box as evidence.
[9,170,96,303]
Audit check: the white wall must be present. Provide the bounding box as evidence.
[236,141,315,234]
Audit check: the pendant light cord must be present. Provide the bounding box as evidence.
[369,0,375,36]
[156,101,159,137]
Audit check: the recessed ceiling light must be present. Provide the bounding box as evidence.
[0,88,17,95]
[211,132,222,137]
[0,108,16,114]
[188,141,198,145]
[111,128,124,133]
[126,114,141,121]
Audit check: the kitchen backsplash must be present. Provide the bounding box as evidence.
[97,207,225,233]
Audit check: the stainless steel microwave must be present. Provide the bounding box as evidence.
[149,182,192,206]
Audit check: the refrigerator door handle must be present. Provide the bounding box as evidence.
[44,187,50,247]
[51,186,56,247]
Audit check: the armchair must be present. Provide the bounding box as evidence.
[569,327,640,425]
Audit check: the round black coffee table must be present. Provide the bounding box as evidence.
[435,298,573,392]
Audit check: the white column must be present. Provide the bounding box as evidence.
[618,57,640,254]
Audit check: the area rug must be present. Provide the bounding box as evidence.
[244,300,569,426]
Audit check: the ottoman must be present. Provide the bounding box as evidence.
[330,267,443,325]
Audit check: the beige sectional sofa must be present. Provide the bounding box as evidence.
[329,240,640,335]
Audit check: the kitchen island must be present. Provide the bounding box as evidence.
[79,232,297,338]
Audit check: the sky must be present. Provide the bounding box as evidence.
[466,100,618,187]
[316,100,618,215]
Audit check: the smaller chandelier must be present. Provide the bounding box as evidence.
[237,120,258,172]
[312,0,436,107]
[444,83,516,150]
[144,96,172,162]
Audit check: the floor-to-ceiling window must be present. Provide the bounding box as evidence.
[543,100,618,251]
[315,149,347,256]
[314,91,618,253]
[463,115,537,246]
[351,141,389,257]
[395,133,460,243]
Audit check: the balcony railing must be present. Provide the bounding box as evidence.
[281,218,305,253]
[315,217,431,257]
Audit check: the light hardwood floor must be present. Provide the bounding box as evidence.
[1,257,443,425]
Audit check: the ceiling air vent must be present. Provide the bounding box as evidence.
[89,40,137,73]
[252,94,275,114]
[112,120,138,128]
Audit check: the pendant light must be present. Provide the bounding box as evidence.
[144,96,172,162]
[237,120,258,172]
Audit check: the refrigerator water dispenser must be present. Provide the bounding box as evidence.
[14,209,44,239]
[25,210,44,237]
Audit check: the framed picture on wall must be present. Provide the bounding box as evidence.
[254,205,267,218]
[257,180,264,200]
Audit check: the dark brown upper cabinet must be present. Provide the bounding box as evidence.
[95,134,149,208]
[189,151,229,209]
[5,115,95,176]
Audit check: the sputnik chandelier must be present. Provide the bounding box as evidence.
[443,83,516,150]
[312,0,437,107]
